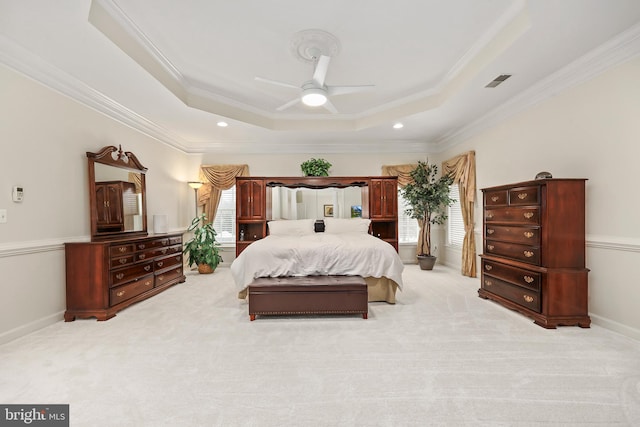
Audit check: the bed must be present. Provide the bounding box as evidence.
[230,218,404,303]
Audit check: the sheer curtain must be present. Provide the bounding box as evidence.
[198,164,249,224]
[442,151,477,278]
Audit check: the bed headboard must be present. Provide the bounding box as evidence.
[235,176,399,255]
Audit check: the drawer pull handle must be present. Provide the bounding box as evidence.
[145,280,152,287]
[175,256,181,261]
[485,265,492,271]
[161,249,167,254]
[524,231,534,238]
[116,273,124,280]
[491,196,499,202]
[118,247,126,253]
[158,275,164,281]
[175,268,181,273]
[158,261,164,267]
[523,295,534,303]
[138,244,145,249]
[139,254,146,260]
[485,279,493,287]
[117,290,125,297]
[517,193,527,200]
[486,213,494,219]
[487,244,495,250]
[524,250,534,258]
[487,229,495,235]
[144,265,151,271]
[523,212,534,219]
[119,258,127,264]
[524,276,534,283]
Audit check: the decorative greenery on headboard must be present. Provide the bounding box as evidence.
[300,158,332,176]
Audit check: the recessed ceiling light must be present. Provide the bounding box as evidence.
[217,121,228,127]
[393,123,404,129]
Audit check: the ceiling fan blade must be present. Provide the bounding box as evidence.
[276,97,301,111]
[327,85,375,96]
[322,99,338,114]
[255,76,300,90]
[312,55,331,87]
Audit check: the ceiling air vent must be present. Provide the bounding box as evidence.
[485,74,512,88]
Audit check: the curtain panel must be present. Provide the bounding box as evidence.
[442,151,477,278]
[198,164,249,224]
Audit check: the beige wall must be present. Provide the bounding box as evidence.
[0,64,198,343]
[438,57,640,338]
[200,152,427,177]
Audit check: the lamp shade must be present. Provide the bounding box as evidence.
[188,181,203,189]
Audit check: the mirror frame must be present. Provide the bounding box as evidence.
[265,177,371,220]
[88,145,148,241]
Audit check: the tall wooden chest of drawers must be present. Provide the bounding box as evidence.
[478,179,590,328]
[64,232,186,321]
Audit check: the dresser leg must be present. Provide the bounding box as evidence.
[250,314,256,321]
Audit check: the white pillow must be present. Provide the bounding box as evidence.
[324,218,371,234]
[268,219,315,236]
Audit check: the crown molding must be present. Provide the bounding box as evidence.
[435,22,640,151]
[0,35,190,153]
[183,139,436,155]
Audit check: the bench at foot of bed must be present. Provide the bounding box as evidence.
[247,275,368,321]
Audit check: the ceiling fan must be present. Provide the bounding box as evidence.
[255,51,374,113]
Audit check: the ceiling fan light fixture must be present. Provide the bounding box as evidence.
[301,87,328,107]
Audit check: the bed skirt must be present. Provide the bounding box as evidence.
[238,276,398,304]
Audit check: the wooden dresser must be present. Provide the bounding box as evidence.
[64,232,186,321]
[478,179,590,328]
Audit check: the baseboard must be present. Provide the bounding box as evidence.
[589,314,640,341]
[0,311,64,346]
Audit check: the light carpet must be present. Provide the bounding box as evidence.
[1,265,640,426]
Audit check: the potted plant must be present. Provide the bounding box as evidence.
[183,213,223,274]
[400,161,455,270]
[301,158,332,176]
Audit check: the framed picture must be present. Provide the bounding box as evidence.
[324,204,334,217]
[350,205,362,218]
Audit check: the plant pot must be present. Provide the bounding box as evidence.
[197,264,215,274]
[417,255,437,271]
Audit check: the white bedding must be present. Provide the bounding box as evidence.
[230,233,404,292]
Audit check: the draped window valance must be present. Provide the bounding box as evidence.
[381,164,416,188]
[198,164,249,223]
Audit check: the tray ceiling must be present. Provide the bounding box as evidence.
[1,0,640,153]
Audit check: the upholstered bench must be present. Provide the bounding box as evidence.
[247,275,368,321]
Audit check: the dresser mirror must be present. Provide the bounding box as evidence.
[271,186,363,220]
[87,145,148,241]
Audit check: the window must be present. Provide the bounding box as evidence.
[448,184,465,247]
[398,190,418,244]
[212,186,236,244]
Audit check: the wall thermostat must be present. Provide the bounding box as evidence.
[12,186,24,202]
